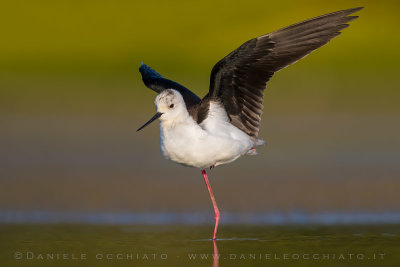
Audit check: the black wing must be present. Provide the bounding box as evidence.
[139,63,201,108]
[207,7,363,138]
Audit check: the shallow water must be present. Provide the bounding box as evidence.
[1,224,399,266]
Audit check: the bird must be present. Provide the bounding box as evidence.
[137,7,362,240]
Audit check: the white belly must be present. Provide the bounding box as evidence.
[159,102,255,169]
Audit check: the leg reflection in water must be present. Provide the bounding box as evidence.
[213,239,219,267]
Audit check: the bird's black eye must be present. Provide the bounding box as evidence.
[169,104,174,108]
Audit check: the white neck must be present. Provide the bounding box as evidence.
[160,107,193,129]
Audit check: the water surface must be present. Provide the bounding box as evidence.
[1,224,398,266]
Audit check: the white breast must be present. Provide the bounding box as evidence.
[159,101,254,169]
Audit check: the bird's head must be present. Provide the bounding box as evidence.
[137,89,187,131]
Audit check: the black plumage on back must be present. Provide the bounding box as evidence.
[207,7,362,138]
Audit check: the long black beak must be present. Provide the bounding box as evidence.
[137,112,163,132]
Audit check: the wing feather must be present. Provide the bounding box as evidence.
[206,7,362,138]
[139,63,201,108]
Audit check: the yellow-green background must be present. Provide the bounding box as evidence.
[1,0,399,213]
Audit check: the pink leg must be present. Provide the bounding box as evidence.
[201,169,220,240]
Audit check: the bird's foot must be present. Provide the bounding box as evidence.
[247,147,258,155]
[209,164,216,170]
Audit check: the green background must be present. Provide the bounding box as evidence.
[1,0,399,214]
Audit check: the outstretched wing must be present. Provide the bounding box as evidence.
[207,7,363,138]
[139,63,201,108]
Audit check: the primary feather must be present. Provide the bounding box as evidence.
[139,7,363,139]
[206,7,363,138]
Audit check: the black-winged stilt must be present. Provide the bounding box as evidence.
[137,7,362,240]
